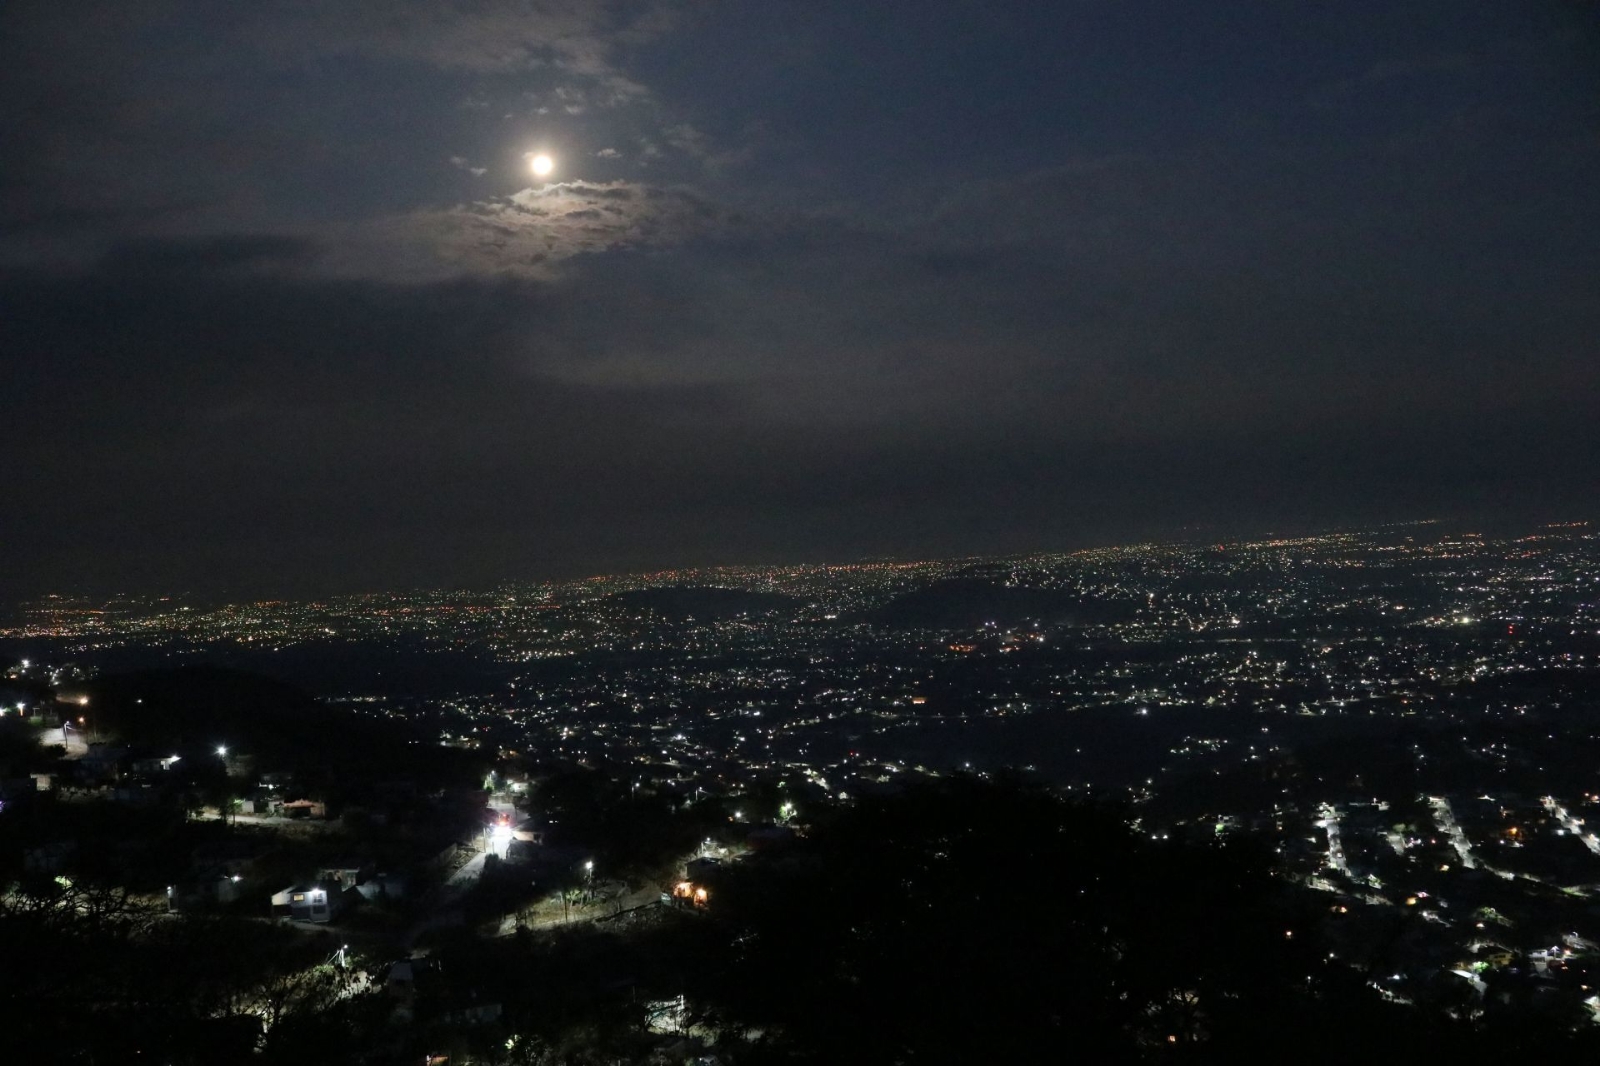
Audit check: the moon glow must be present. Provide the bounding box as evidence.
[531,153,554,177]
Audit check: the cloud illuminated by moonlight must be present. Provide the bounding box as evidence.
[334,181,728,281]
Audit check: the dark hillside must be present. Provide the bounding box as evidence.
[602,586,802,620]
[869,578,1136,629]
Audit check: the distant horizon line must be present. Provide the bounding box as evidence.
[10,512,1592,612]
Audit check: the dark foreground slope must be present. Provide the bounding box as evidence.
[675,781,1600,1064]
[7,763,1599,1062]
[413,780,1600,1064]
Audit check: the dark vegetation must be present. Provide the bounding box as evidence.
[87,668,443,767]
[677,781,1600,1063]
[79,666,484,800]
[1,878,371,1063]
[535,764,726,884]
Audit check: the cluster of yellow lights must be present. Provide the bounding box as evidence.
[673,880,710,905]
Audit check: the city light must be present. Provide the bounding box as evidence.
[7,518,1599,1030]
[490,814,514,856]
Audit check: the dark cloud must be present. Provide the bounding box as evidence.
[99,235,317,275]
[6,183,1593,594]
[241,0,680,93]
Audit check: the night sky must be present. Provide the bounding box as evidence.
[3,2,1597,598]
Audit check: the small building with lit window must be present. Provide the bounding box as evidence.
[270,882,348,923]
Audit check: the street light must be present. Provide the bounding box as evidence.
[490,818,513,855]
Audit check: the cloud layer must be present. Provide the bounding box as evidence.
[1,1,1596,595]
[348,180,727,280]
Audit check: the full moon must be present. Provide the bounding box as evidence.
[530,153,554,178]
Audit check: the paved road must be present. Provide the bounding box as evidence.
[1541,796,1600,857]
[1316,803,1349,876]
[447,850,489,889]
[1428,795,1479,870]
[402,801,516,947]
[41,725,87,756]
